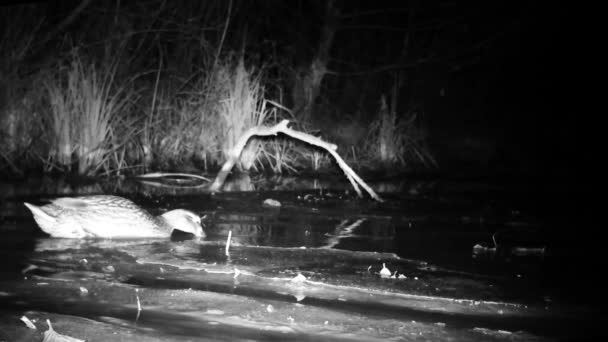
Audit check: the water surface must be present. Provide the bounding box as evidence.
[0,175,602,341]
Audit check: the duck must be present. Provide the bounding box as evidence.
[24,195,205,239]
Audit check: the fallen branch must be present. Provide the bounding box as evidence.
[210,120,383,202]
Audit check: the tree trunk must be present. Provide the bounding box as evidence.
[291,1,338,123]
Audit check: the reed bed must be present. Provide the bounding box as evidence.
[364,94,437,169]
[43,52,137,175]
[0,2,437,177]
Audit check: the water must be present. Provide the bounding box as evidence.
[0,175,603,341]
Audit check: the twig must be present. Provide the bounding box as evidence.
[225,230,232,256]
[212,0,232,71]
[322,218,366,249]
[0,150,22,175]
[135,288,142,322]
[35,0,92,51]
[20,316,36,329]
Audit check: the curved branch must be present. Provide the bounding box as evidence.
[210,120,383,202]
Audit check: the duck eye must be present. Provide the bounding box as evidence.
[187,214,200,224]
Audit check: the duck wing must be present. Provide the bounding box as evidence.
[51,195,169,238]
[24,202,88,238]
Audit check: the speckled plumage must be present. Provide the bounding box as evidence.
[24,195,204,239]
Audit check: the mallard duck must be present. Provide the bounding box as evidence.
[24,195,205,239]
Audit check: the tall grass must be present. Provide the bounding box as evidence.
[0,2,441,177]
[144,71,224,171]
[365,94,437,169]
[44,52,137,175]
[152,94,222,170]
[138,58,299,174]
[258,138,299,173]
[217,58,270,170]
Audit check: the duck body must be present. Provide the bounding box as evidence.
[24,195,204,239]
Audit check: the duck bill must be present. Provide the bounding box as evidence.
[195,226,206,238]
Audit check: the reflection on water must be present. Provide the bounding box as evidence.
[0,176,603,341]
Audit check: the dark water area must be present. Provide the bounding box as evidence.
[0,175,604,341]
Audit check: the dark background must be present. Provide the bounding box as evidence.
[0,1,584,180]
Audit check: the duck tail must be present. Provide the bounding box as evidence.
[24,202,56,234]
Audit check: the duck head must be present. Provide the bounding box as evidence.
[160,209,205,238]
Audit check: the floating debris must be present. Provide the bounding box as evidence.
[294,293,306,302]
[135,288,142,322]
[102,265,115,273]
[225,230,232,256]
[379,263,391,278]
[291,273,307,283]
[43,320,85,342]
[263,198,281,208]
[20,316,36,330]
[21,264,38,274]
[511,247,546,257]
[206,309,225,315]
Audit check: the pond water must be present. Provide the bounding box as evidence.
[0,174,603,341]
